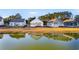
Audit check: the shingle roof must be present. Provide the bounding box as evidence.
[48,18,56,22]
[10,19,25,22]
[63,19,74,22]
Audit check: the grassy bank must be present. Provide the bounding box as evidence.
[0,27,79,34]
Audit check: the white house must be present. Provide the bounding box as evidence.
[30,19,43,27]
[9,19,26,27]
[0,17,4,26]
[47,18,64,27]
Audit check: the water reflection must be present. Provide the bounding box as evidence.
[9,34,25,39]
[31,33,43,40]
[0,33,79,50]
[43,33,72,42]
[0,33,79,41]
[64,33,79,40]
[0,34,3,39]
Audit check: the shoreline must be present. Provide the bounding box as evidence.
[0,27,79,34]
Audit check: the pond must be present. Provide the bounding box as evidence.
[0,33,79,50]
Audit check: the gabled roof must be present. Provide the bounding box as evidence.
[30,19,43,23]
[48,18,57,22]
[10,19,25,22]
[63,19,74,22]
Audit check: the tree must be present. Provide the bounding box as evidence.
[4,17,10,25]
[39,13,54,21]
[3,13,22,26]
[15,13,22,19]
[3,15,15,25]
[74,15,79,21]
[38,14,52,26]
[27,17,36,27]
[75,15,79,19]
[28,17,36,22]
[61,11,72,18]
[53,11,72,20]
[39,11,72,23]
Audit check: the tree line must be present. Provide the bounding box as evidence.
[3,11,79,25]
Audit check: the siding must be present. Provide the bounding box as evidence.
[9,21,26,26]
[30,22,43,27]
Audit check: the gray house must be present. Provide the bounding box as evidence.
[64,19,77,27]
[75,19,79,26]
[9,19,26,27]
[47,18,64,27]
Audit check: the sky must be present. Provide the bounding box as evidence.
[0,9,79,19]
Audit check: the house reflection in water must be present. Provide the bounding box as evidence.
[0,34,3,39]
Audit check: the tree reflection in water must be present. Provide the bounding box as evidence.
[43,33,72,42]
[0,34,3,39]
[30,33,43,40]
[1,33,79,41]
[64,33,79,40]
[9,33,25,39]
[29,33,74,42]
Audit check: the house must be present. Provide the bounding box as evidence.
[30,19,43,27]
[74,19,79,26]
[64,19,77,27]
[9,19,26,27]
[0,17,4,26]
[47,17,64,27]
